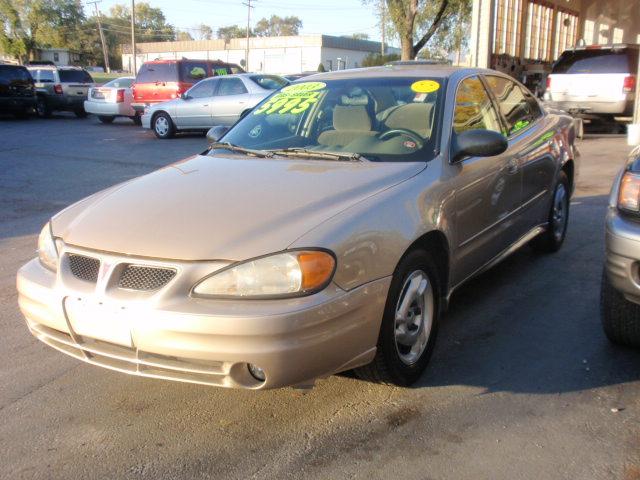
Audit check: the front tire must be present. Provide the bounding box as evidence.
[530,170,569,253]
[152,112,175,139]
[131,114,142,126]
[355,249,440,386]
[601,270,640,347]
[98,115,115,124]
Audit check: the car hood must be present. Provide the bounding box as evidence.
[52,154,426,261]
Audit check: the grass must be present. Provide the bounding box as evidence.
[90,72,128,85]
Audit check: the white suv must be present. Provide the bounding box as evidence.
[545,44,638,122]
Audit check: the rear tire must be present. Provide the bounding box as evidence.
[74,107,88,118]
[35,96,51,118]
[131,114,142,126]
[530,171,570,253]
[98,115,115,124]
[601,270,640,347]
[152,112,175,139]
[355,249,440,386]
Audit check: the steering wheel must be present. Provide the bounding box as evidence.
[378,128,424,148]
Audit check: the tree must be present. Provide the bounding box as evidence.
[317,62,326,72]
[196,23,213,40]
[347,33,370,40]
[217,24,246,41]
[253,15,302,37]
[108,2,175,42]
[365,0,468,60]
[176,30,193,41]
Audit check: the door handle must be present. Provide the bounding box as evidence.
[507,158,519,174]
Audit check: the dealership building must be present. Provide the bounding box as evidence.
[121,35,397,75]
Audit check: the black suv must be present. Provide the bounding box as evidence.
[0,64,36,118]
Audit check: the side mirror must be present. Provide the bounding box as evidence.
[450,129,508,163]
[206,125,230,144]
[181,93,190,100]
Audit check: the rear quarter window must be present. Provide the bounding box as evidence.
[553,48,638,74]
[59,70,93,83]
[249,75,288,90]
[136,63,178,83]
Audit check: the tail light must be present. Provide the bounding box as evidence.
[131,83,137,99]
[546,76,552,90]
[53,84,63,94]
[175,83,189,98]
[116,89,125,103]
[623,75,636,93]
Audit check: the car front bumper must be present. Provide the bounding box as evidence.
[605,207,640,305]
[17,248,389,389]
[84,100,135,117]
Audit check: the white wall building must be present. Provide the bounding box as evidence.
[121,34,398,74]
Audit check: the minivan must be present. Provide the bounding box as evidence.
[545,44,638,122]
[131,59,242,114]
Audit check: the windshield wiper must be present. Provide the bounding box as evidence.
[208,142,273,158]
[268,148,363,162]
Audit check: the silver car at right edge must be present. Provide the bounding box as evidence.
[602,145,640,347]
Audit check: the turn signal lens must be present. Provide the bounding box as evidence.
[618,172,640,212]
[192,250,336,298]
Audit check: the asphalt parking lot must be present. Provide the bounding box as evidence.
[1,113,639,480]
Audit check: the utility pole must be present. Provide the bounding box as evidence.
[380,0,385,56]
[242,0,254,71]
[131,0,137,74]
[87,0,110,73]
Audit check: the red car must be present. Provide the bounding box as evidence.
[131,59,242,114]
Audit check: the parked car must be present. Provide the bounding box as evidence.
[545,44,638,123]
[84,76,139,124]
[131,59,241,115]
[27,65,94,118]
[142,73,288,139]
[17,66,578,390]
[601,145,640,347]
[0,64,36,118]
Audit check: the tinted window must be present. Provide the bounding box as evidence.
[212,64,232,76]
[36,69,55,83]
[485,76,541,135]
[59,69,93,83]
[103,77,134,88]
[453,76,502,134]
[0,66,31,83]
[552,48,638,74]
[250,75,288,90]
[136,63,177,83]
[180,61,209,82]
[187,79,216,98]
[218,77,248,96]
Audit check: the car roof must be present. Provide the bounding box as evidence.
[300,65,492,81]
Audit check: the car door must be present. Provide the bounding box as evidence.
[449,75,522,285]
[174,78,218,128]
[211,77,251,126]
[484,75,556,229]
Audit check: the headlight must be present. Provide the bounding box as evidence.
[192,250,336,298]
[38,222,58,272]
[618,172,640,213]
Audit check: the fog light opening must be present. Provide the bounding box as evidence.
[248,363,266,382]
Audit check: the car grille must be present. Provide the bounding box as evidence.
[118,265,176,291]
[68,254,100,283]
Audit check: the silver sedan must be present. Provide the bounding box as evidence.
[142,73,288,139]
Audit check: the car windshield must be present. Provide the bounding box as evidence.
[217,76,444,162]
[103,77,134,88]
[59,69,93,83]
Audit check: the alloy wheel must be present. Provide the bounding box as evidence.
[552,183,567,241]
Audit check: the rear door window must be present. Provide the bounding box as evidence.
[484,75,542,135]
[180,61,209,82]
[552,48,637,74]
[217,77,248,96]
[59,70,93,83]
[187,79,217,98]
[136,63,177,83]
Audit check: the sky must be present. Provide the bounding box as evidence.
[93,0,386,43]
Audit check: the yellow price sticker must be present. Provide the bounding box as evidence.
[254,82,326,116]
[411,80,440,93]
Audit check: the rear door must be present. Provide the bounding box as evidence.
[484,75,555,230]
[211,77,251,125]
[547,48,637,112]
[450,75,522,284]
[59,69,93,100]
[175,78,218,128]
